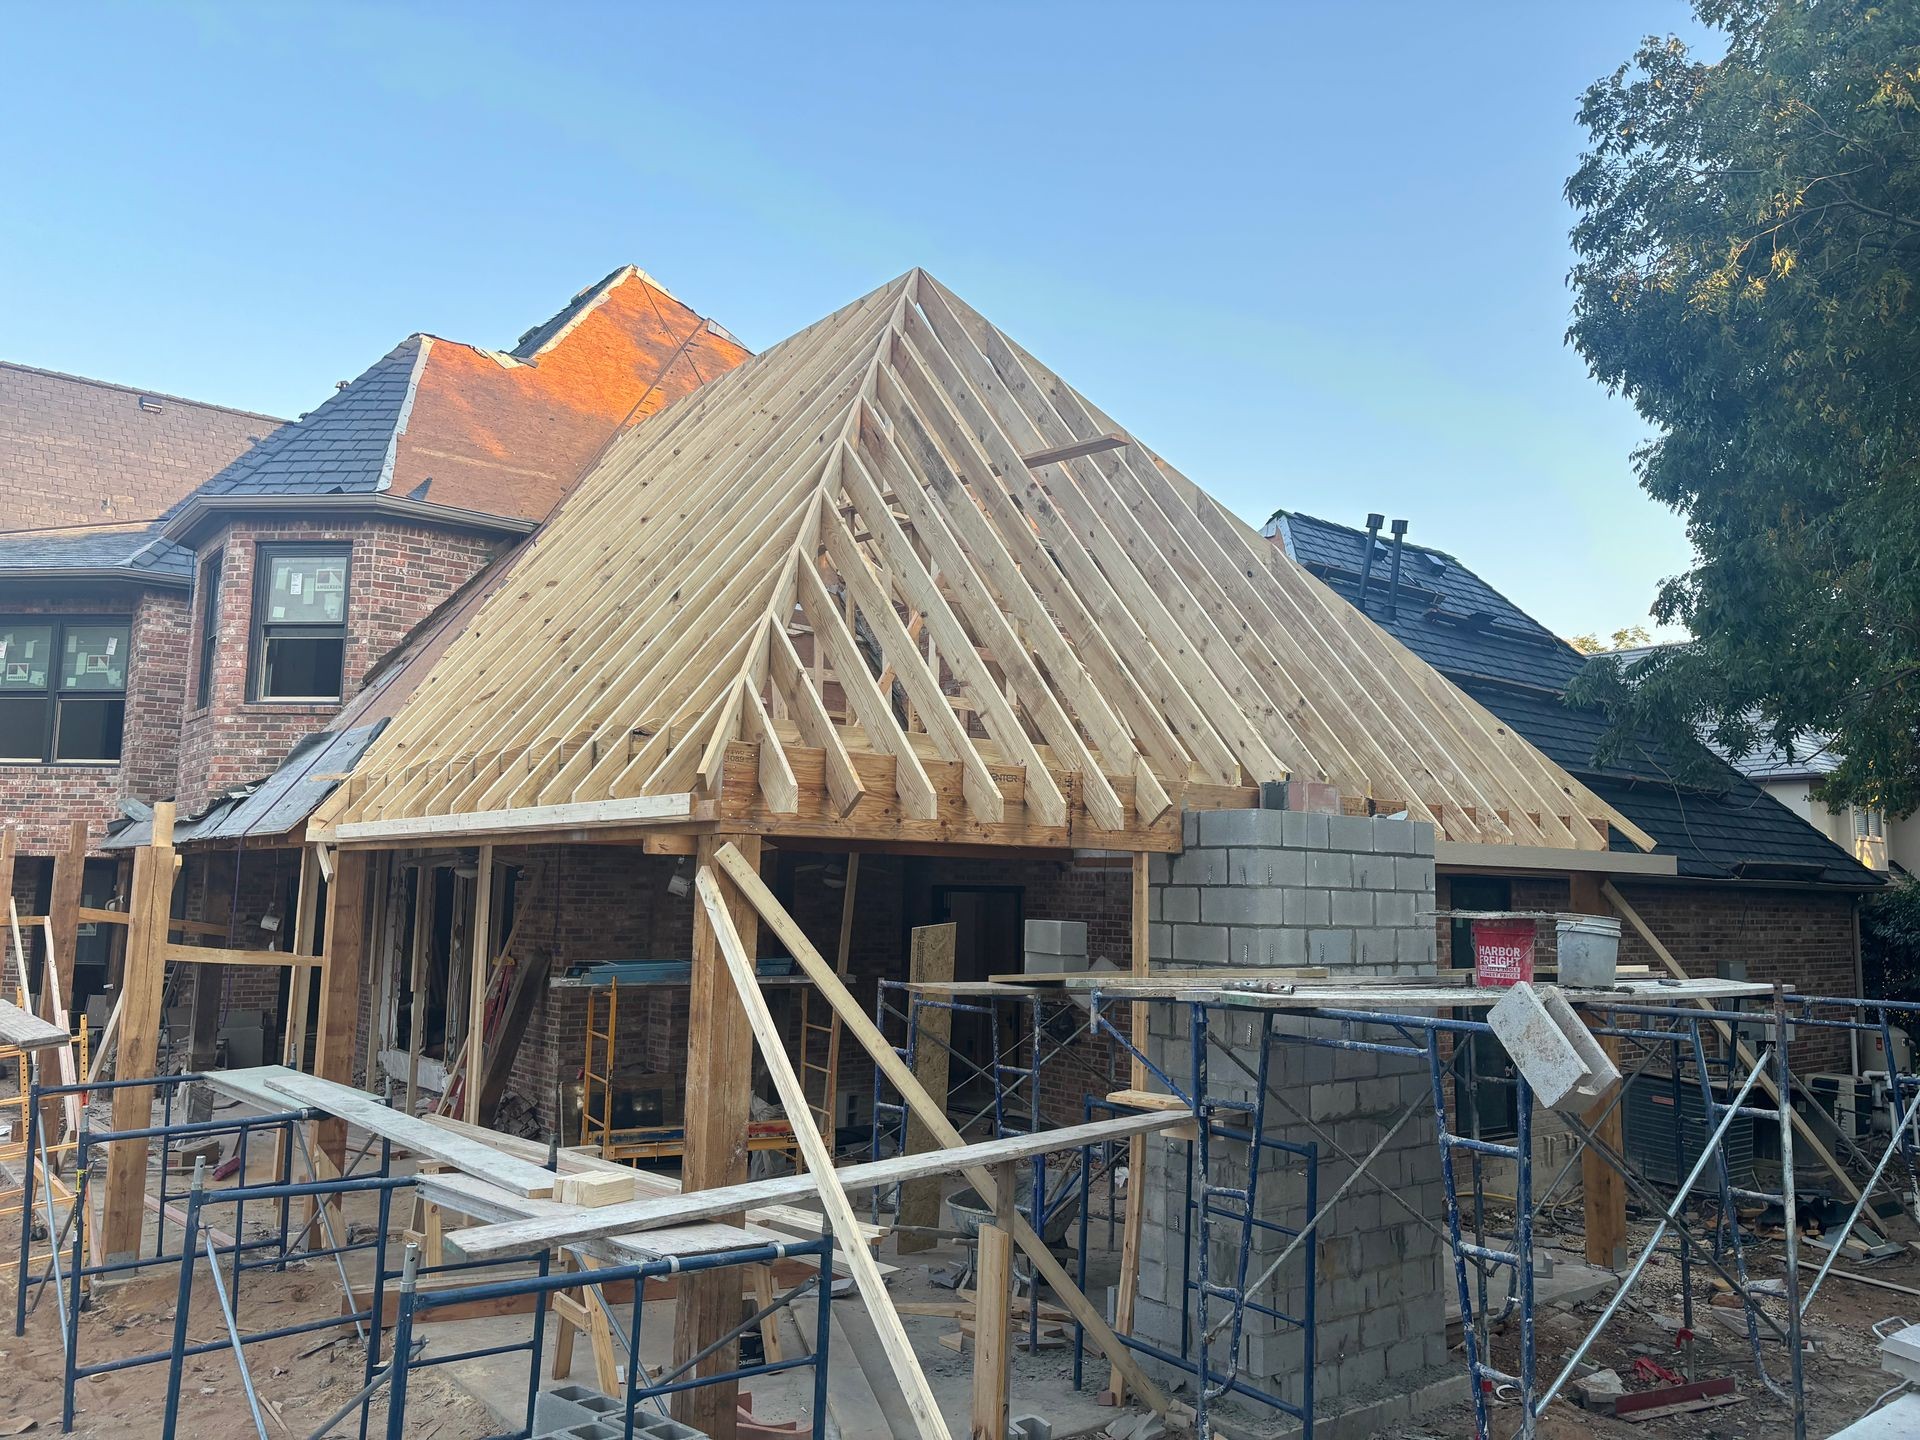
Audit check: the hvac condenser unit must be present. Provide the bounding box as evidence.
[1623,1072,1757,1191]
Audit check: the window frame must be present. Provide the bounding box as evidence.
[0,614,133,766]
[194,548,224,711]
[248,543,351,703]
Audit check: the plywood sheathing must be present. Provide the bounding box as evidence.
[314,270,1642,854]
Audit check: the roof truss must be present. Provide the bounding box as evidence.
[317,271,1648,853]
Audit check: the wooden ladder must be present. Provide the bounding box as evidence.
[797,854,859,1146]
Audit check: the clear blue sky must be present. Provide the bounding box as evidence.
[2,1,1712,641]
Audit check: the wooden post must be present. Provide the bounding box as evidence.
[48,819,85,1011]
[464,844,493,1125]
[101,802,175,1262]
[896,920,956,1254]
[313,848,368,1183]
[405,866,432,1116]
[1571,871,1627,1268]
[970,1161,1016,1440]
[671,834,761,1440]
[185,855,231,1077]
[1104,850,1151,1404]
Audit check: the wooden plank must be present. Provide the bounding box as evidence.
[102,803,175,1262]
[897,921,955,1254]
[1601,879,1888,1238]
[444,1111,1178,1261]
[164,942,324,968]
[329,792,694,843]
[673,835,763,1440]
[0,996,66,1049]
[242,1067,558,1198]
[711,842,1180,1423]
[971,1162,1014,1440]
[75,907,128,927]
[694,865,952,1440]
[1021,434,1126,468]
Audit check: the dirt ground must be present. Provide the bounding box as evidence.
[0,1261,498,1439]
[1407,1215,1919,1440]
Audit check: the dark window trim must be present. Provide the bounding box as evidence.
[0,614,132,765]
[194,548,224,711]
[248,542,351,704]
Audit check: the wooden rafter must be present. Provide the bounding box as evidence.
[315,269,1647,854]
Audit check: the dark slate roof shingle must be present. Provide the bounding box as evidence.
[1278,512,1878,888]
[180,339,424,506]
[0,522,193,582]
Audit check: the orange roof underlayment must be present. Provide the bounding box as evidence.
[391,266,750,521]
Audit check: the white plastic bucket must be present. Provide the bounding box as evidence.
[1556,915,1622,988]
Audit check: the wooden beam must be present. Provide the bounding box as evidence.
[329,792,694,843]
[1020,434,1126,468]
[672,834,763,1440]
[710,842,1180,1423]
[102,802,175,1262]
[164,942,324,968]
[464,845,493,1125]
[1600,879,1889,1238]
[694,865,952,1440]
[897,922,955,1254]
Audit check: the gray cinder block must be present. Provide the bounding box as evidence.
[1170,847,1229,886]
[1024,919,1087,954]
[1196,807,1290,848]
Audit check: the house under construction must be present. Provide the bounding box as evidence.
[7,269,1915,1440]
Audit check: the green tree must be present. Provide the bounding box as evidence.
[1563,0,1920,815]
[1569,625,1654,655]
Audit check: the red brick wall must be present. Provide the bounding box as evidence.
[485,847,1133,1140]
[177,516,499,807]
[1439,874,1862,1073]
[0,585,189,854]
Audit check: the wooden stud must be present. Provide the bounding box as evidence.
[404,865,432,1116]
[464,844,493,1125]
[1105,852,1151,1404]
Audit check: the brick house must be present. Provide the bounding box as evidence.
[1269,511,1883,1076]
[0,266,748,1026]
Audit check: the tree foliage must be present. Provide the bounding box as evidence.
[1569,625,1653,655]
[1862,875,1920,1003]
[1563,0,1920,815]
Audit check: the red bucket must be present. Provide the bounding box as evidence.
[1472,918,1535,987]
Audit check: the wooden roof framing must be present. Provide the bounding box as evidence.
[314,270,1648,853]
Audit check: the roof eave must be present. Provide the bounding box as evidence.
[159,492,541,548]
[0,565,190,590]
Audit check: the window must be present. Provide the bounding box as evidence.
[194,549,223,709]
[251,546,349,701]
[1855,808,1885,839]
[0,617,130,763]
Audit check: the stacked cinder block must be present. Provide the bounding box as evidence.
[534,1384,704,1439]
[1130,809,1459,1434]
[1024,917,1089,973]
[1147,808,1436,975]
